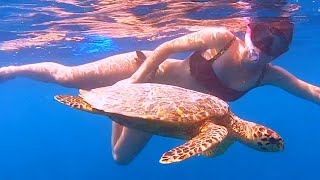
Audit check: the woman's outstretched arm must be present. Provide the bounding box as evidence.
[263,65,320,105]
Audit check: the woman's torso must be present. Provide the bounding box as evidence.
[153,36,267,101]
[84,35,267,102]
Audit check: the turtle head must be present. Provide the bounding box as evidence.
[250,125,284,152]
[228,113,284,152]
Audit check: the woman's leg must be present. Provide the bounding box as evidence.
[111,122,124,148]
[0,62,78,85]
[1,50,154,164]
[112,121,152,165]
[0,51,152,89]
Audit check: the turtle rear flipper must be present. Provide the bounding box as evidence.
[55,95,94,112]
[159,122,228,164]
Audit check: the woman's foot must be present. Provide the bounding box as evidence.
[0,67,15,83]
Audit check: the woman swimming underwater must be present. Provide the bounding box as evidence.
[1,18,319,165]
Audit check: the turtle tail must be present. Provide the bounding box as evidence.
[54,95,94,112]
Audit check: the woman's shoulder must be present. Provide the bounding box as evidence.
[259,64,291,86]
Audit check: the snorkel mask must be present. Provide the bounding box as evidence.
[247,18,293,58]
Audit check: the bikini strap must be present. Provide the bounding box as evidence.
[255,63,270,87]
[208,35,237,63]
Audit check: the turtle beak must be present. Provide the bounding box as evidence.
[276,138,284,151]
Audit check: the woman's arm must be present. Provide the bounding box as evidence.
[130,27,235,82]
[263,65,320,105]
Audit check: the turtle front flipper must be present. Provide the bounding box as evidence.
[159,122,228,164]
[54,95,94,112]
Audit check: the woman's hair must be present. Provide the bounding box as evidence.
[248,17,294,57]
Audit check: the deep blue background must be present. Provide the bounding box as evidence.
[0,1,319,180]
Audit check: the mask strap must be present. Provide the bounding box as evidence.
[245,25,260,62]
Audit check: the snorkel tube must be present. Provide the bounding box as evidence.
[245,25,260,62]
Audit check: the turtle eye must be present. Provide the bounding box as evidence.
[263,133,284,151]
[268,133,283,144]
[269,136,278,144]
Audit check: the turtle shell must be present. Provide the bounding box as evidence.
[80,83,229,123]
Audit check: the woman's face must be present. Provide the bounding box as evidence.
[250,25,289,60]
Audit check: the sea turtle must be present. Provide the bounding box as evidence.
[54,83,284,164]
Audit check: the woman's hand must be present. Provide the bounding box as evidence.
[114,70,156,86]
[113,76,138,86]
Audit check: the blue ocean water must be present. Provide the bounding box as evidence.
[0,1,319,180]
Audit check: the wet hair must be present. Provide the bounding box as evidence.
[248,17,294,57]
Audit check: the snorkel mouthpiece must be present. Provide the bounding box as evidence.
[248,49,260,62]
